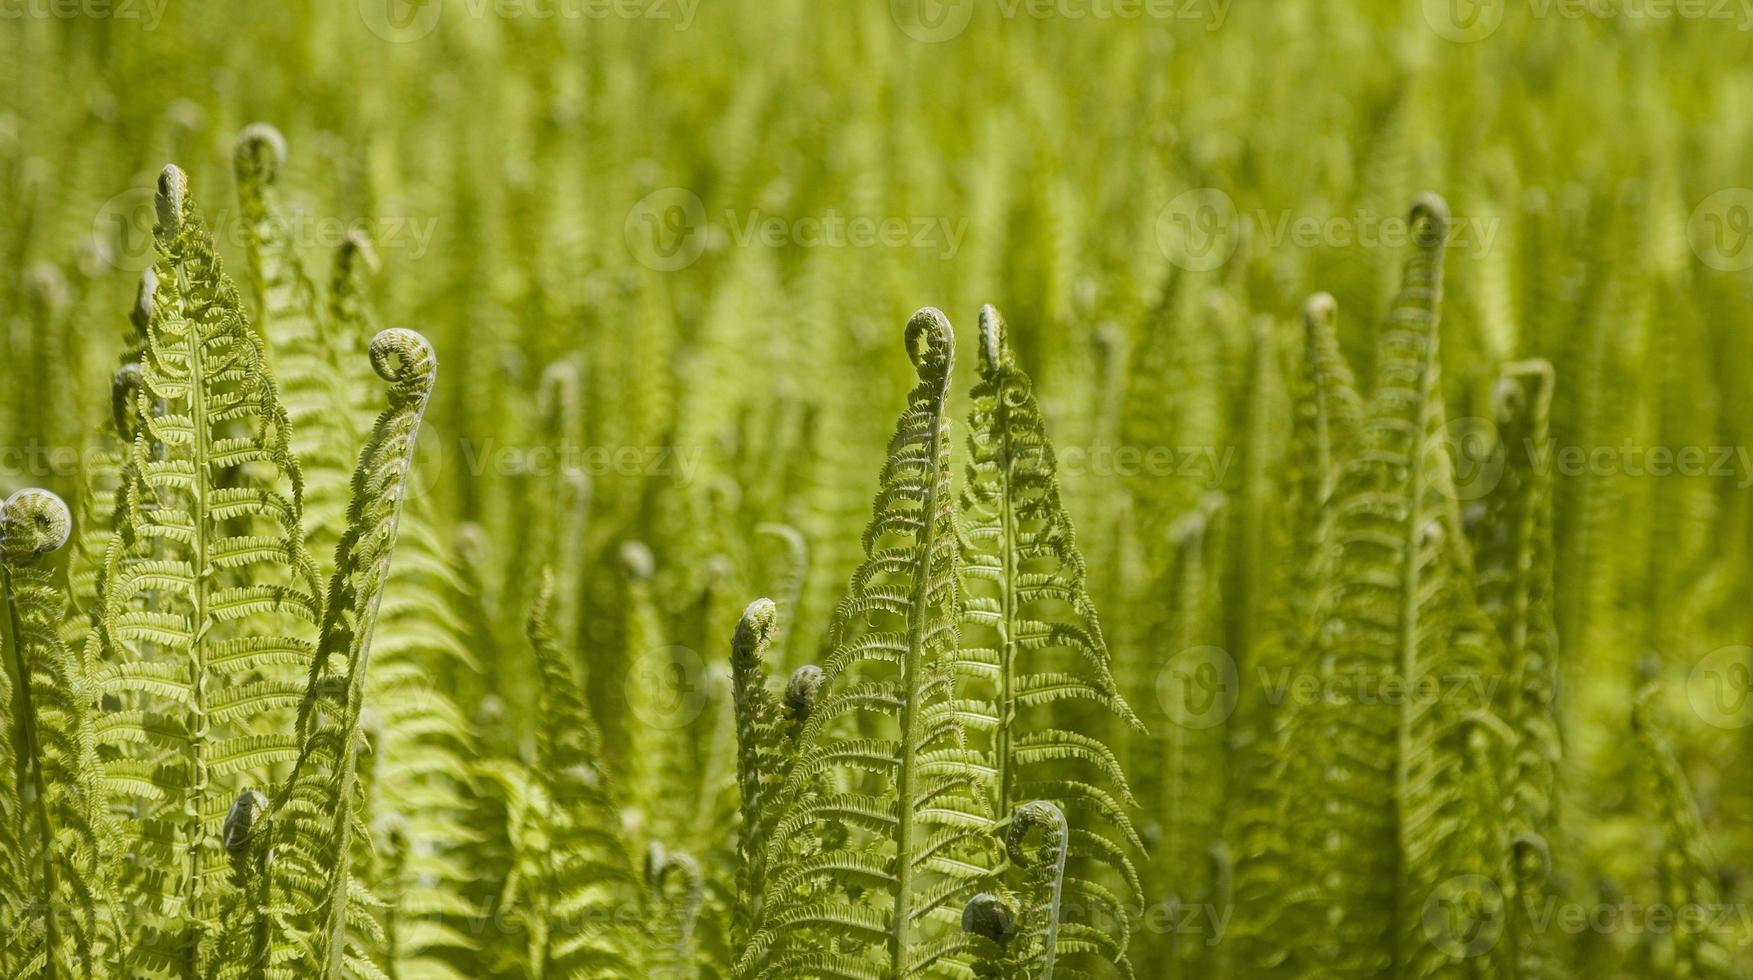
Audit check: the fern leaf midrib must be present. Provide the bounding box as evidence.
[991,360,1020,821]
[890,346,953,974]
[178,245,217,963]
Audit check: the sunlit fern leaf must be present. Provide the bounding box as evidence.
[963,801,1070,980]
[734,308,991,980]
[245,327,436,979]
[618,540,693,850]
[1,489,115,978]
[957,304,1141,976]
[93,165,326,978]
[1630,688,1742,980]
[1470,359,1565,978]
[234,124,364,574]
[517,569,646,978]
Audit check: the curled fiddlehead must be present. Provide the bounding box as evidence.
[648,843,705,979]
[2,490,113,977]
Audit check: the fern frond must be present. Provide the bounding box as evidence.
[2,489,115,978]
[1472,359,1565,978]
[964,801,1071,980]
[259,327,437,978]
[957,304,1140,975]
[647,843,705,980]
[737,308,989,980]
[96,165,325,976]
[233,124,366,572]
[1282,194,1511,977]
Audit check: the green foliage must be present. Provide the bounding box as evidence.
[5,9,1753,979]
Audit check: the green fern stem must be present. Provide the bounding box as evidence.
[889,307,958,972]
[0,489,74,977]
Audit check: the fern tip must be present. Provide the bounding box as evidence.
[977,303,1012,373]
[904,306,955,379]
[1,488,71,557]
[1409,191,1450,247]
[368,327,438,392]
[156,164,188,234]
[234,122,288,181]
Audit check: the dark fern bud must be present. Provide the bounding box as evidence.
[224,790,270,854]
[962,893,1016,945]
[784,664,824,719]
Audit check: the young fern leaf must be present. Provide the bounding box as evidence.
[68,272,153,634]
[1,490,113,978]
[261,327,437,978]
[963,800,1070,980]
[1232,292,1366,977]
[734,308,989,980]
[95,165,325,978]
[1474,361,1560,832]
[518,569,645,978]
[958,304,1141,975]
[327,222,487,976]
